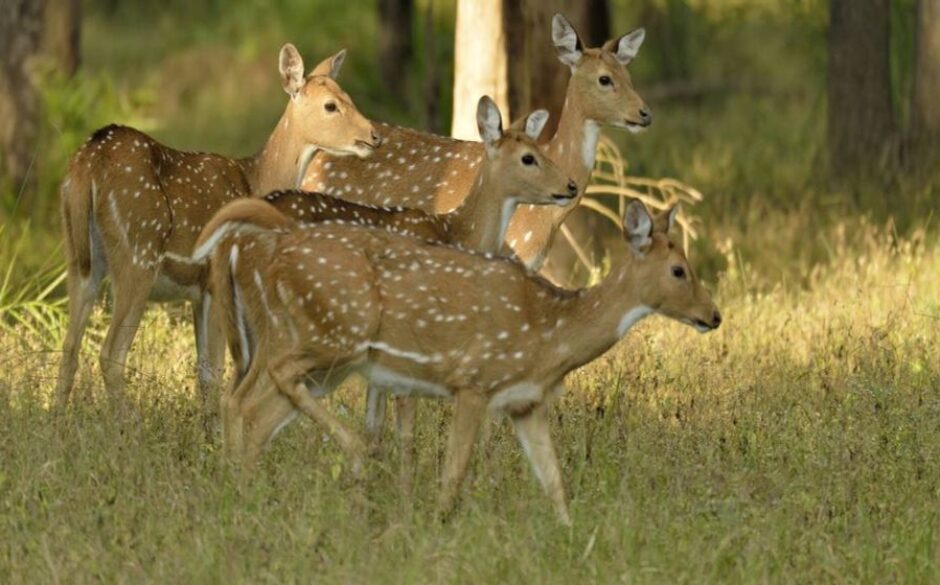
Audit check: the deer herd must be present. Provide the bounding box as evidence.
[54,14,721,525]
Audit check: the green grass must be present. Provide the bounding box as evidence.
[1,222,938,583]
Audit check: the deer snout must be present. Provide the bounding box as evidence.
[370,128,383,148]
[711,310,722,329]
[638,107,653,126]
[692,308,721,333]
[551,179,579,204]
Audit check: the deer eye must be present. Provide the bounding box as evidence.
[599,75,612,86]
[671,266,686,279]
[521,153,536,166]
[324,102,338,113]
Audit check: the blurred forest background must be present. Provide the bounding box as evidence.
[1,0,938,287]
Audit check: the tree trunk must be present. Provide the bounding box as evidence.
[0,0,80,212]
[911,0,940,160]
[43,0,81,77]
[827,0,896,180]
[451,0,509,139]
[377,0,413,103]
[0,0,45,198]
[579,0,610,47]
[503,1,559,134]
[421,1,443,134]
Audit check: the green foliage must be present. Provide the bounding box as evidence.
[0,226,66,343]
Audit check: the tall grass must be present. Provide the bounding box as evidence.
[0,221,937,583]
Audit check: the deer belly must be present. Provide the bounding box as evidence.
[368,364,450,399]
[488,381,545,414]
[149,273,200,302]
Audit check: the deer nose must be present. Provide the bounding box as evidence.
[712,310,722,328]
[567,180,578,196]
[371,129,383,147]
[639,107,653,125]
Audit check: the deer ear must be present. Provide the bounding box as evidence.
[653,204,679,234]
[552,13,583,69]
[477,96,503,149]
[611,28,645,65]
[310,49,346,79]
[524,110,549,140]
[279,43,306,97]
[623,200,653,252]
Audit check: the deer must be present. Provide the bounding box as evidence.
[197,95,575,377]
[55,43,381,411]
[300,13,651,272]
[195,198,721,525]
[194,96,576,475]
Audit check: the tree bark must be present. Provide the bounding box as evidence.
[827,0,896,180]
[0,0,45,197]
[421,1,443,134]
[911,0,940,159]
[0,0,80,209]
[579,0,610,47]
[377,0,413,103]
[451,0,509,139]
[43,0,81,77]
[503,0,569,136]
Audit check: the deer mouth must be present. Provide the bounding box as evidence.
[691,318,715,333]
[552,192,577,204]
[352,140,378,158]
[624,119,651,134]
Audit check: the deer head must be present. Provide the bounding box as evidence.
[552,14,651,133]
[279,44,381,158]
[476,96,578,207]
[622,201,721,332]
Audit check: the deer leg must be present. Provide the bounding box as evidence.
[98,266,155,402]
[511,403,570,526]
[55,260,103,408]
[438,390,487,521]
[222,348,266,461]
[269,358,367,475]
[193,293,225,430]
[364,382,387,445]
[239,374,297,472]
[395,395,418,498]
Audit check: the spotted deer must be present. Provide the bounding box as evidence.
[300,13,650,271]
[55,44,380,409]
[197,199,720,524]
[195,96,576,385]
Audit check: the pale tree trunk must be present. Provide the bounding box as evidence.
[827,0,896,180]
[911,0,940,160]
[377,0,413,103]
[451,0,509,139]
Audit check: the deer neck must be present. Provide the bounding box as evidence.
[443,168,515,253]
[244,107,315,195]
[547,255,651,371]
[545,87,601,191]
[504,89,600,269]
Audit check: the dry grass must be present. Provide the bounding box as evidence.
[1,221,938,583]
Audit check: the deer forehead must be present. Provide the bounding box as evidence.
[302,77,349,101]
